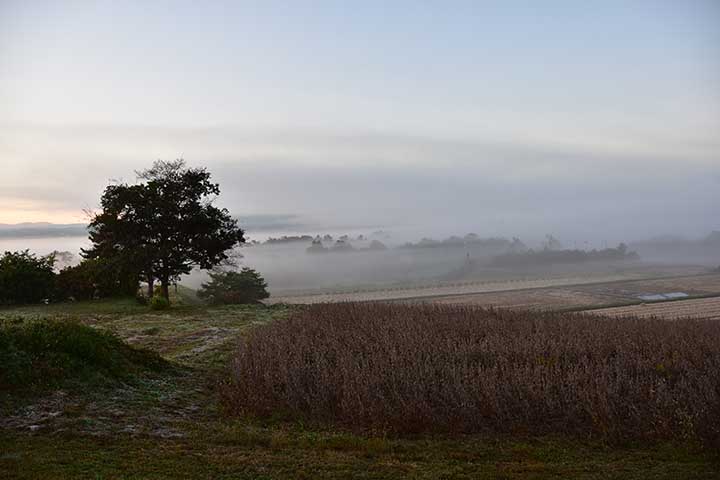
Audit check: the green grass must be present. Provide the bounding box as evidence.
[1,429,716,479]
[1,298,718,479]
[0,317,166,391]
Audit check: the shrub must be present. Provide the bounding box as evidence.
[149,295,170,310]
[198,268,269,304]
[55,258,139,302]
[222,303,720,444]
[55,260,96,300]
[0,250,56,305]
[0,318,165,390]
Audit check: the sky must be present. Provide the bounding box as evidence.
[1,0,719,242]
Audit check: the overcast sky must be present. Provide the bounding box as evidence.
[1,1,718,241]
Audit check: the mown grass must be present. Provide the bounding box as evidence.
[1,299,718,479]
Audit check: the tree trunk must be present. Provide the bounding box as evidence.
[147,276,154,298]
[160,277,170,300]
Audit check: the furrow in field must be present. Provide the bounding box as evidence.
[588,297,720,320]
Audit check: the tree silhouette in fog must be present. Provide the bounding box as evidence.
[84,160,245,301]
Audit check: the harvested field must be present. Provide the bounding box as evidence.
[589,296,720,320]
[269,270,720,306]
[574,273,720,299]
[425,273,720,310]
[419,287,616,309]
[268,272,656,304]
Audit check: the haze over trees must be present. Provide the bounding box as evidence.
[490,243,639,267]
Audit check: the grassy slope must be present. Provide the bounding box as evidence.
[0,299,717,479]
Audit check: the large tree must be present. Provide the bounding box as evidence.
[84,183,154,296]
[84,160,245,300]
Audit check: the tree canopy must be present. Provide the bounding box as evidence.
[0,250,56,305]
[197,268,269,304]
[84,160,245,300]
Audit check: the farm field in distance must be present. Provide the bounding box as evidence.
[425,272,720,315]
[589,296,720,320]
[271,264,720,315]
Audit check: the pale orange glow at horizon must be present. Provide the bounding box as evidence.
[0,199,88,225]
[0,212,87,225]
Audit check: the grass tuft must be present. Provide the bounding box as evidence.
[0,317,167,391]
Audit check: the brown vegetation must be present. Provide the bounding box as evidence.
[222,303,720,444]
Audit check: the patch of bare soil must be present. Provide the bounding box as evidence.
[587,296,720,320]
[574,273,720,298]
[424,288,617,309]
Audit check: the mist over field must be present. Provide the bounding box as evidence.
[3,222,719,296]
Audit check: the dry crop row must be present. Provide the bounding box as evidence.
[589,296,720,320]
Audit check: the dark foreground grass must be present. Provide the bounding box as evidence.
[223,303,720,444]
[1,429,718,479]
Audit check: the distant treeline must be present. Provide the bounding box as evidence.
[0,223,87,239]
[306,237,387,254]
[399,234,526,251]
[263,235,315,245]
[490,243,639,267]
[256,233,369,245]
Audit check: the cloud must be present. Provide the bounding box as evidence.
[0,125,718,240]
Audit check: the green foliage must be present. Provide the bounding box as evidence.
[150,295,171,310]
[0,318,165,390]
[198,268,270,304]
[84,160,245,301]
[55,258,139,301]
[0,250,56,305]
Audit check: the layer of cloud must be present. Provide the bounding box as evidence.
[1,125,718,242]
